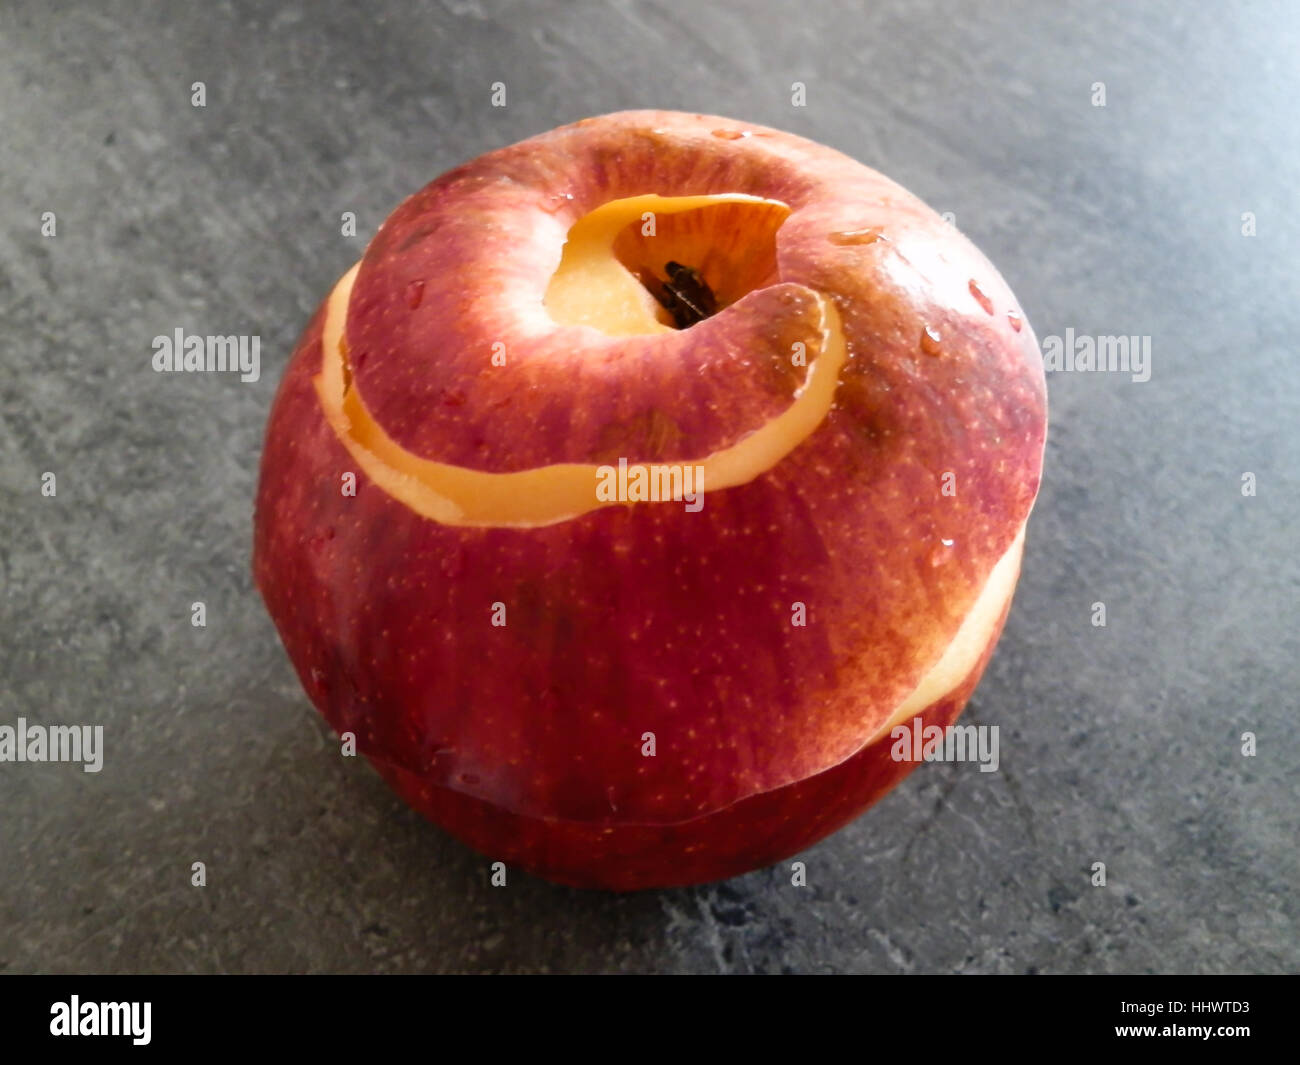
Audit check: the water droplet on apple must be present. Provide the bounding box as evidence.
[968,279,994,315]
[406,280,425,309]
[440,546,465,579]
[421,744,455,772]
[828,228,886,246]
[920,325,943,356]
[307,526,336,552]
[710,128,750,140]
[928,539,956,565]
[309,667,330,696]
[1007,309,1023,332]
[541,192,575,214]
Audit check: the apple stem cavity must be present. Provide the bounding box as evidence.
[654,261,718,328]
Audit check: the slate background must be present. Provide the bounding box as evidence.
[1,0,1296,974]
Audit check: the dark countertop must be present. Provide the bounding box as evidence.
[1,0,1296,973]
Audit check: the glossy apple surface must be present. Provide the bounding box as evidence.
[254,110,1046,890]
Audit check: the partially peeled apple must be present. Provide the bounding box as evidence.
[253,111,1047,890]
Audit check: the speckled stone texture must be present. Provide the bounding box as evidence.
[1,0,1296,973]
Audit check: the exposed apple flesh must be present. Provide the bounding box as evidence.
[253,110,1047,889]
[545,193,791,334]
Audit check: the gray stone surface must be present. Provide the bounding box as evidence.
[1,0,1296,973]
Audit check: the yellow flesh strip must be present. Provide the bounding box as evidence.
[868,522,1026,745]
[307,188,1026,737]
[312,196,844,528]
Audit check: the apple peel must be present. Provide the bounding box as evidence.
[313,200,848,528]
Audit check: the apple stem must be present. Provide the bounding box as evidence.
[654,261,718,328]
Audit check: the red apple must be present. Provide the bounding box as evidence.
[253,110,1046,890]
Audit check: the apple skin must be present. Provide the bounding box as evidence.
[374,599,1009,891]
[253,111,1046,889]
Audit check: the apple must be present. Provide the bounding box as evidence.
[253,110,1046,890]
